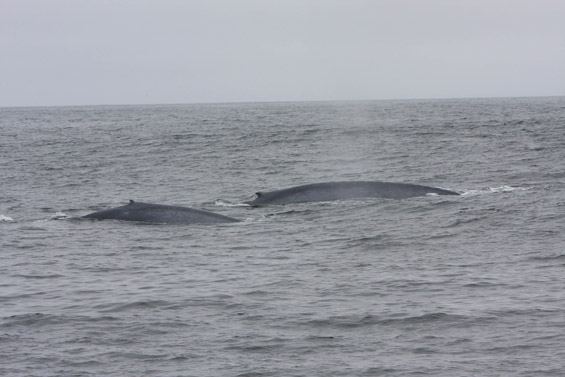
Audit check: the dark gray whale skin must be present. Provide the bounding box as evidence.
[83,200,239,224]
[247,181,459,206]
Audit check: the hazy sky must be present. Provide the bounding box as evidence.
[2,0,564,107]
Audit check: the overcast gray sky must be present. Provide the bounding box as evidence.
[2,0,564,107]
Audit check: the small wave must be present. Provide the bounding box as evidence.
[486,308,560,318]
[381,312,456,325]
[300,312,486,330]
[95,299,175,313]
[0,214,15,222]
[362,367,404,376]
[1,313,61,328]
[529,254,565,262]
[300,314,385,329]
[12,273,63,279]
[225,342,286,353]
[1,313,119,328]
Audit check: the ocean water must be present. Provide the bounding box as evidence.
[1,97,564,376]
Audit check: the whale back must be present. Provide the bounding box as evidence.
[83,201,240,224]
[248,181,459,205]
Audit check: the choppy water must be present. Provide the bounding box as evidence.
[1,97,565,376]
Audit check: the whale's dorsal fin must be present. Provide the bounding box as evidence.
[255,192,264,198]
[129,200,136,204]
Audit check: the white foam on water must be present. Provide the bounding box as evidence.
[0,214,15,222]
[51,211,70,220]
[213,199,251,207]
[461,185,528,197]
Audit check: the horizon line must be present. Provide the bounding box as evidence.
[1,94,564,110]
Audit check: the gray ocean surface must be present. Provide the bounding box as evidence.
[1,97,565,376]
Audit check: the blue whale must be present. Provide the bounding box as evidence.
[83,200,239,224]
[247,181,459,206]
